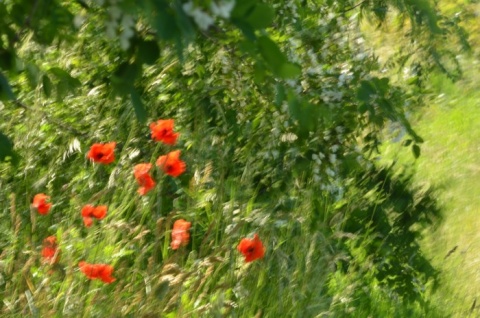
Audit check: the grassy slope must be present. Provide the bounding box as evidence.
[382,61,480,317]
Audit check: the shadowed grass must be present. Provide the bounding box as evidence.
[382,58,480,317]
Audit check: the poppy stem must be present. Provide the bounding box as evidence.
[81,279,93,318]
[156,176,164,219]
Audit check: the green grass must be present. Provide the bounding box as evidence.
[382,59,480,317]
[1,1,477,316]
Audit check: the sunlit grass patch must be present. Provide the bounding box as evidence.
[382,64,480,316]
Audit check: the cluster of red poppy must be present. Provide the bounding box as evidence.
[171,219,191,250]
[133,163,156,195]
[41,236,61,265]
[81,204,107,227]
[79,261,116,283]
[86,120,186,196]
[33,201,114,282]
[32,193,52,215]
[31,118,265,286]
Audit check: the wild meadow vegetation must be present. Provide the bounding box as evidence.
[0,0,476,317]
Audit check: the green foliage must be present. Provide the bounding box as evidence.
[0,0,472,316]
[0,132,19,165]
[0,72,15,101]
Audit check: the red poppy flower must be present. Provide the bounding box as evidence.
[83,216,93,227]
[79,261,116,284]
[156,150,186,177]
[81,204,108,227]
[43,235,57,246]
[79,261,101,279]
[171,219,191,250]
[81,205,94,217]
[97,264,116,283]
[87,142,116,164]
[133,163,156,195]
[150,119,179,145]
[91,206,107,219]
[32,193,52,215]
[42,235,61,265]
[237,234,265,262]
[42,246,57,260]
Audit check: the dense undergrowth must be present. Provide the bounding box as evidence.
[0,0,473,316]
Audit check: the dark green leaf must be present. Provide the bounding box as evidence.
[130,89,147,123]
[0,131,19,165]
[232,19,256,41]
[288,94,301,121]
[174,0,195,41]
[42,75,53,97]
[376,77,390,95]
[358,103,370,114]
[137,40,160,65]
[111,62,141,95]
[378,98,394,115]
[244,3,274,29]
[278,62,301,79]
[151,1,178,40]
[49,67,81,90]
[288,94,318,136]
[238,39,256,54]
[231,0,256,18]
[274,83,285,108]
[49,67,70,78]
[257,36,287,71]
[412,144,421,158]
[26,63,41,87]
[402,139,413,147]
[357,80,376,102]
[317,104,334,125]
[0,48,14,70]
[56,81,69,101]
[0,72,15,101]
[253,62,266,84]
[50,67,81,100]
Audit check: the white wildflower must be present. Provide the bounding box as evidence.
[326,167,335,177]
[183,2,214,31]
[108,5,122,20]
[281,133,298,142]
[211,0,235,19]
[329,153,337,164]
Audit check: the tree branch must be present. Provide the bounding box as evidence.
[341,1,368,13]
